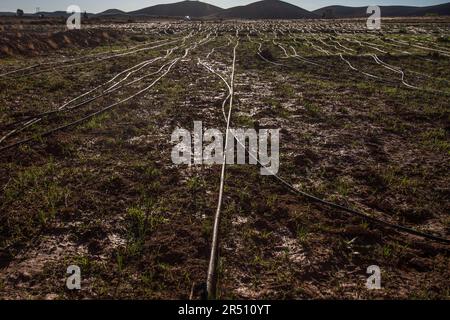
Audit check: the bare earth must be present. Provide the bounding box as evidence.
[0,18,449,299]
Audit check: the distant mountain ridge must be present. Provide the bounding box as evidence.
[98,9,127,16]
[213,0,317,19]
[1,1,449,19]
[314,3,450,18]
[129,1,223,17]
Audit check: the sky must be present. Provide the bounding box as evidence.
[0,0,448,14]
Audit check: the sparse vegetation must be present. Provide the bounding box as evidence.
[0,17,449,301]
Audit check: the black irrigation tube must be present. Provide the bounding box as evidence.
[274,176,450,245]
[256,40,401,88]
[0,59,174,147]
[1,29,449,304]
[286,35,450,96]
[0,51,179,131]
[245,32,450,246]
[0,35,212,154]
[201,32,449,303]
[0,32,209,148]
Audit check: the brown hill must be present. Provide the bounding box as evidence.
[213,0,317,20]
[129,0,223,17]
[314,3,450,18]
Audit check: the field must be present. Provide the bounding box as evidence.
[0,18,449,299]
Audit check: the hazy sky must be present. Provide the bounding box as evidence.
[1,0,448,13]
